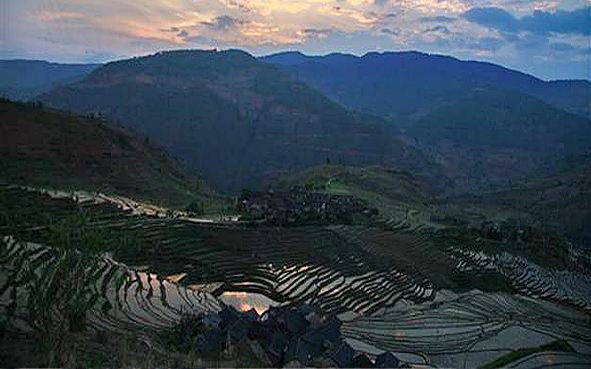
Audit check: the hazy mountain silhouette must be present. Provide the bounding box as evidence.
[261,51,591,120]
[0,60,99,101]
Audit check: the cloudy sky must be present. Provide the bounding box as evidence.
[1,0,590,80]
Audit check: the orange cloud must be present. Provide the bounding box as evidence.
[35,11,86,22]
[401,0,470,13]
[219,0,334,15]
[318,5,379,25]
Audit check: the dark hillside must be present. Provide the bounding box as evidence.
[263,51,591,193]
[448,155,591,245]
[0,99,217,208]
[412,88,590,151]
[408,88,591,192]
[40,49,429,190]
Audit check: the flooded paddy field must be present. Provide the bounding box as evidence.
[1,186,590,367]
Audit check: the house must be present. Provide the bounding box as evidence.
[375,352,400,368]
[326,340,355,367]
[351,353,375,368]
[278,309,310,336]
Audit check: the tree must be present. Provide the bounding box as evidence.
[186,200,204,215]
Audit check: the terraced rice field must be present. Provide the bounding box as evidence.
[0,236,221,335]
[341,291,591,354]
[1,186,591,366]
[113,222,450,314]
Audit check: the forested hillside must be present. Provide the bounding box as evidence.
[40,49,430,190]
[0,99,218,208]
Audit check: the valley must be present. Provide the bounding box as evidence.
[1,48,590,368]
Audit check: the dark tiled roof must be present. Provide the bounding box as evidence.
[196,329,223,353]
[293,338,323,365]
[243,308,260,321]
[301,317,342,346]
[375,352,400,368]
[218,305,240,330]
[326,340,355,367]
[296,302,314,316]
[280,309,310,336]
[265,305,282,325]
[269,331,287,357]
[351,354,375,368]
[228,318,253,342]
[248,321,269,340]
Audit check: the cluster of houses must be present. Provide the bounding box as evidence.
[181,302,405,368]
[480,219,559,243]
[237,190,378,225]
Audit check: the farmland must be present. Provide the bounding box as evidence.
[1,185,590,367]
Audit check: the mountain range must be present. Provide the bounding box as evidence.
[261,51,591,120]
[2,49,589,195]
[38,49,430,191]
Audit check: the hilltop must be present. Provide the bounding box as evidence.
[16,48,589,194]
[273,165,434,230]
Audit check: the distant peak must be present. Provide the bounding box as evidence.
[259,51,310,65]
[98,48,259,72]
[260,51,359,65]
[219,48,257,59]
[361,50,457,61]
[132,48,257,62]
[269,51,307,57]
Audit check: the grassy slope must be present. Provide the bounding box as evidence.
[274,165,436,229]
[0,99,226,210]
[275,164,588,272]
[274,164,514,231]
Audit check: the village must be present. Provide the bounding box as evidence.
[237,190,379,225]
[166,302,406,368]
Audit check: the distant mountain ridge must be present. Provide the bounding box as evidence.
[261,51,591,120]
[39,49,431,191]
[0,60,100,101]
